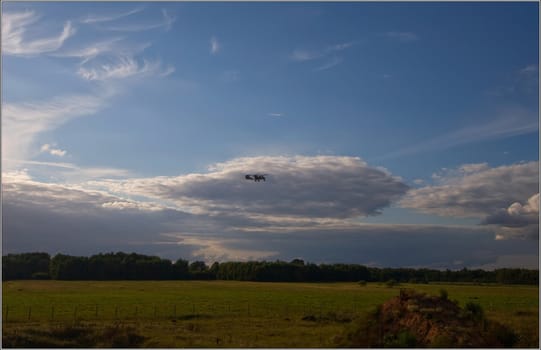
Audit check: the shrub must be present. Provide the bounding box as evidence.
[439,288,448,300]
[385,279,398,288]
[383,331,417,348]
[464,301,484,321]
[431,334,454,348]
[488,322,518,347]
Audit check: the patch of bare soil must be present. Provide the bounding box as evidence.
[337,289,517,348]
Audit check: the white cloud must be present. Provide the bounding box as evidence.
[290,48,322,62]
[385,31,419,42]
[2,171,164,214]
[77,56,174,81]
[401,161,538,218]
[103,9,175,32]
[4,159,133,183]
[314,56,343,71]
[81,7,143,24]
[3,169,537,268]
[2,93,108,165]
[158,234,278,263]
[459,163,489,173]
[482,193,539,240]
[161,9,175,32]
[2,11,76,56]
[290,41,355,65]
[40,144,67,157]
[210,36,220,55]
[89,155,409,221]
[54,38,152,65]
[401,162,539,240]
[268,112,284,117]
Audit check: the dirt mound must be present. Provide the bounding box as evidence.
[338,289,517,347]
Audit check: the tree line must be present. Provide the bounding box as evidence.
[2,252,538,285]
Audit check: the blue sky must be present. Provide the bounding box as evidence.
[2,2,539,269]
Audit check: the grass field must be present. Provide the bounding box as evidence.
[2,280,539,347]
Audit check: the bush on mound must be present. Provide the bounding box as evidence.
[336,289,518,348]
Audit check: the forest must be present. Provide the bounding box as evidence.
[2,252,538,284]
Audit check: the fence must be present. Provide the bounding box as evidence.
[2,301,361,323]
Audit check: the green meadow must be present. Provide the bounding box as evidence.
[2,280,539,347]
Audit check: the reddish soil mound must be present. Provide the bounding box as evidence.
[338,289,517,348]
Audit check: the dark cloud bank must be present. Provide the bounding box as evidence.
[2,156,538,269]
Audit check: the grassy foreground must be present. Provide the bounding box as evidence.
[2,280,539,347]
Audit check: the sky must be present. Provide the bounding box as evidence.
[2,1,539,269]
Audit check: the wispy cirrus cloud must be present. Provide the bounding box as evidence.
[2,8,176,173]
[54,38,152,65]
[290,41,355,72]
[379,106,538,159]
[210,36,220,55]
[2,93,109,167]
[314,56,343,71]
[2,11,76,56]
[103,9,175,32]
[5,159,132,183]
[77,56,174,81]
[290,49,321,62]
[486,64,539,97]
[385,31,419,42]
[81,7,144,24]
[290,41,355,62]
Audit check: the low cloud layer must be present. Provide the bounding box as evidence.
[401,161,539,239]
[92,156,409,221]
[483,193,539,240]
[2,159,538,269]
[401,161,538,217]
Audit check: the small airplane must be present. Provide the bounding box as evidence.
[245,174,267,182]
